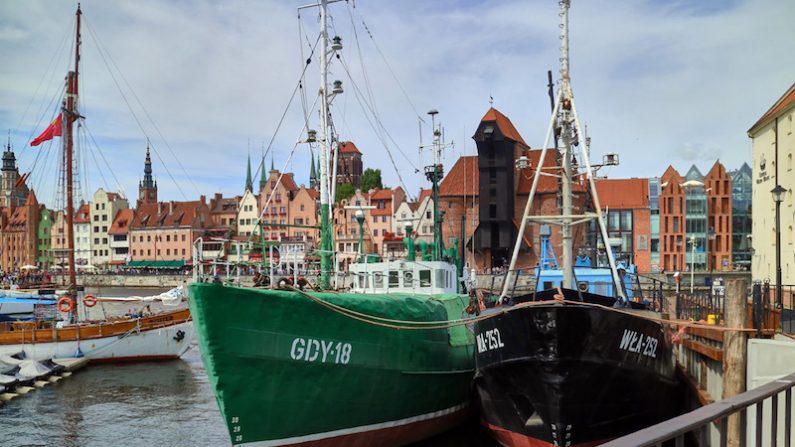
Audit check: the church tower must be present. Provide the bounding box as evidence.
[138,143,158,206]
[0,140,29,208]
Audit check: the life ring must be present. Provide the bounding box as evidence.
[403,271,413,285]
[83,294,98,308]
[57,297,74,313]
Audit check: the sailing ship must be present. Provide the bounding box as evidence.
[189,1,474,445]
[473,2,679,446]
[0,5,193,363]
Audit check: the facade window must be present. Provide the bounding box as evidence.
[147,235,151,242]
[373,216,377,223]
[102,226,107,232]
[166,249,170,255]
[94,238,99,244]
[381,216,387,223]
[182,249,186,256]
[182,234,186,241]
[102,214,107,221]
[300,204,305,211]
[94,226,99,233]
[166,235,171,242]
[102,238,107,244]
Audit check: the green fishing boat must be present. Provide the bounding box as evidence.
[189,1,475,445]
[190,267,473,446]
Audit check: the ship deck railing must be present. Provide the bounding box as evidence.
[600,371,795,447]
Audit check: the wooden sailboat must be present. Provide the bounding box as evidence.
[0,4,193,363]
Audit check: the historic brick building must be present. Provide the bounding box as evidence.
[129,198,211,262]
[0,191,41,271]
[0,143,29,209]
[336,141,363,187]
[438,107,585,272]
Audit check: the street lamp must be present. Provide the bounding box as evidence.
[689,236,697,294]
[708,226,716,284]
[355,209,365,263]
[771,184,786,309]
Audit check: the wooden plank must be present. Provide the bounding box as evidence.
[682,338,723,361]
[687,326,724,343]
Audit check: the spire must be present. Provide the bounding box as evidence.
[259,156,267,189]
[142,142,154,188]
[245,153,253,192]
[270,153,275,172]
[309,150,317,189]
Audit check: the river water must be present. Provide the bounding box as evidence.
[0,287,495,447]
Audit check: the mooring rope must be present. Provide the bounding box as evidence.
[290,286,759,333]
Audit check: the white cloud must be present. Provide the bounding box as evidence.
[0,0,793,205]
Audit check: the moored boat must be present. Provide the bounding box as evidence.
[473,1,680,445]
[0,4,193,364]
[189,2,477,444]
[190,277,473,447]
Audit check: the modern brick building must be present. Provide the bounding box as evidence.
[659,161,736,274]
[593,178,651,272]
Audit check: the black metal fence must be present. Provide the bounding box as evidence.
[600,372,795,447]
[676,289,726,324]
[760,281,795,335]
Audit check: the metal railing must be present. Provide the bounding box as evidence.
[601,372,795,447]
[677,289,726,324]
[760,281,795,334]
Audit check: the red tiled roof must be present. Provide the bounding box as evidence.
[109,208,134,235]
[131,200,207,229]
[304,187,320,200]
[339,141,361,154]
[417,188,432,203]
[268,172,298,192]
[74,203,90,224]
[439,156,479,197]
[106,192,120,201]
[370,188,393,200]
[481,107,528,146]
[595,178,649,209]
[24,190,37,206]
[748,83,795,135]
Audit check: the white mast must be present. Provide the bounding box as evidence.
[501,0,626,301]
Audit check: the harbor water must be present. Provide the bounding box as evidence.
[0,287,496,446]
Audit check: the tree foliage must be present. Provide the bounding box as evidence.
[360,168,383,192]
[335,182,356,203]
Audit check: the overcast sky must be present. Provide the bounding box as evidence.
[1,0,793,206]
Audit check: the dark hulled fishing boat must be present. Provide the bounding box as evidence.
[473,1,679,445]
[474,289,677,447]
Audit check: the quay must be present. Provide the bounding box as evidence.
[603,278,795,446]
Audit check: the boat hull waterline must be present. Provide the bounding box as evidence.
[189,283,475,447]
[474,289,679,447]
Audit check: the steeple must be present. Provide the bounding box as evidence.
[142,142,154,188]
[245,153,253,192]
[270,153,275,172]
[259,156,267,190]
[309,150,318,189]
[138,142,158,206]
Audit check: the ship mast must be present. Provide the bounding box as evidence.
[63,3,82,294]
[501,0,626,301]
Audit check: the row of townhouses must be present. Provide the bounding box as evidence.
[1,82,791,279]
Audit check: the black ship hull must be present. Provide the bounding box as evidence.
[474,289,680,447]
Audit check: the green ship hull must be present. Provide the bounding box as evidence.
[189,283,475,446]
